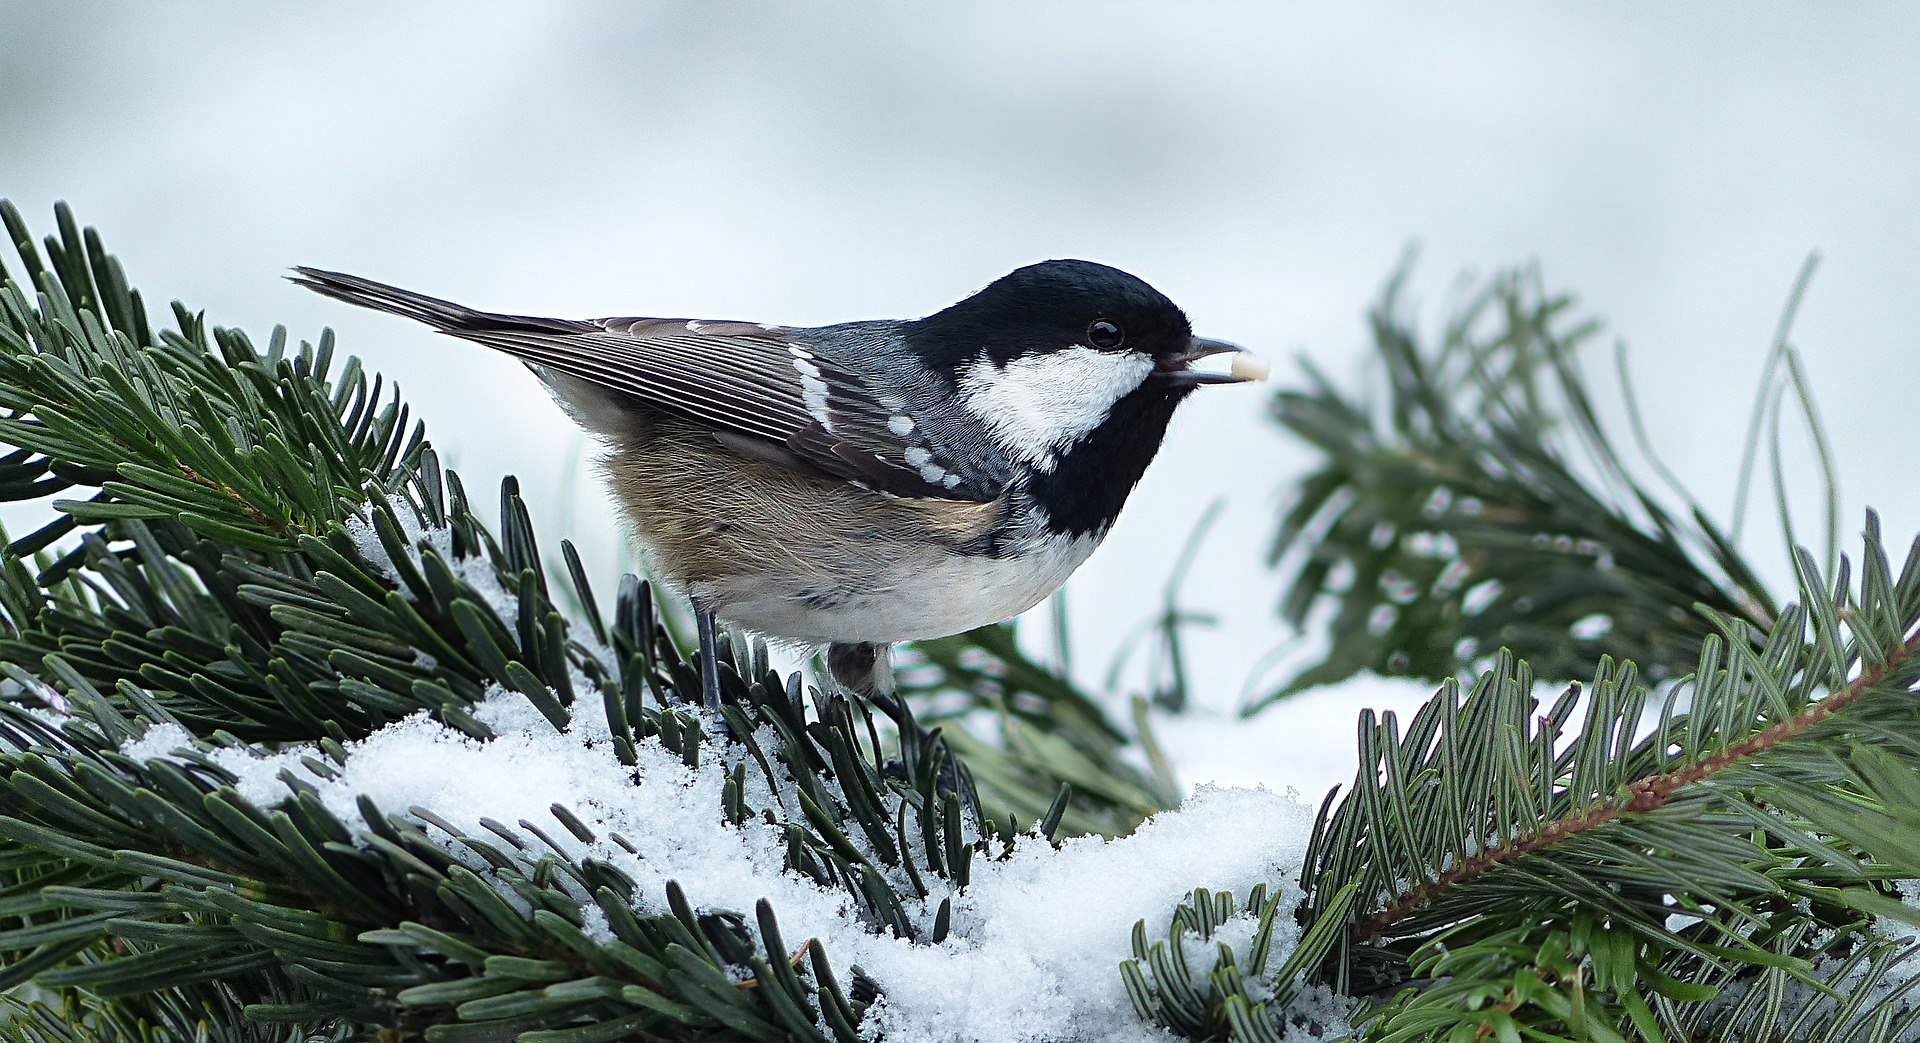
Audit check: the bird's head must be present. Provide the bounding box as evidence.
[909,259,1262,536]
[914,257,1248,387]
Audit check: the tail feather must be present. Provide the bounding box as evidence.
[289,268,588,334]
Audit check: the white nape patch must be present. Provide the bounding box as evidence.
[887,414,915,436]
[685,320,705,332]
[788,344,835,431]
[960,348,1154,469]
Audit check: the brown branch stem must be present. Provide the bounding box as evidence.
[174,462,287,535]
[1356,624,1920,941]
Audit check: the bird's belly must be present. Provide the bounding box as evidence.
[700,532,1099,646]
[599,416,1099,645]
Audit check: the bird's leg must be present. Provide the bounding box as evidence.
[828,641,910,767]
[828,641,973,816]
[826,641,898,711]
[695,606,722,709]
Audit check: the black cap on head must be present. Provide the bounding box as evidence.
[912,259,1194,369]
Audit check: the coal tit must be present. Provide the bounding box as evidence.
[293,260,1263,707]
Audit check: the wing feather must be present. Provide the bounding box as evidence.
[290,267,1006,501]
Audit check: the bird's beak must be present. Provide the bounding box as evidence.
[1152,336,1268,386]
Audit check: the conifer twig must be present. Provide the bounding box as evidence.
[1356,622,1920,939]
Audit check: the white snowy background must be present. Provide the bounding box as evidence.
[3,2,1917,800]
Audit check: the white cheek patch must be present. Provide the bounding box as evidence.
[960,348,1154,469]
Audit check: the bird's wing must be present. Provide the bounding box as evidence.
[291,268,1007,501]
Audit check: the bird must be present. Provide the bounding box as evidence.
[291,260,1265,710]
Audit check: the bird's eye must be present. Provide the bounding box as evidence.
[1087,319,1125,349]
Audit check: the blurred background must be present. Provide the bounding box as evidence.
[2,2,1916,797]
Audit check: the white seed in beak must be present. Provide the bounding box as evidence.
[1229,351,1271,383]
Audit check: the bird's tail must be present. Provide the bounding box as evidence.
[289,267,587,334]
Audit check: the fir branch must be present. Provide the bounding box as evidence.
[1276,498,1920,1039]
[1234,255,1920,1038]
[1358,610,1920,940]
[1258,261,1777,709]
